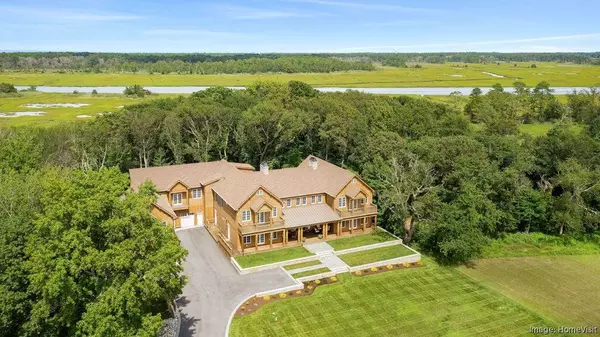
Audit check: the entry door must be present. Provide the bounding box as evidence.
[196,212,204,227]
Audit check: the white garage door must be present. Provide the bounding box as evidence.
[196,212,204,227]
[180,214,195,229]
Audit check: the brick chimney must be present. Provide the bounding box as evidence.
[308,156,318,170]
[260,162,269,175]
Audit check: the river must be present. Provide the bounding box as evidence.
[15,86,590,95]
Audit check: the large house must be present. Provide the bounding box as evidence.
[129,156,378,256]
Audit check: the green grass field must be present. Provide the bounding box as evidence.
[283,260,322,271]
[482,232,600,258]
[235,246,314,268]
[291,267,330,278]
[460,255,600,326]
[327,229,397,251]
[230,265,552,337]
[3,62,600,87]
[0,92,164,127]
[338,244,415,266]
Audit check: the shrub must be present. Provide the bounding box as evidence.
[355,270,362,275]
[296,290,301,295]
[263,296,271,301]
[314,279,321,284]
[330,276,337,281]
[386,264,393,269]
[371,267,378,272]
[403,262,411,268]
[0,82,17,93]
[123,84,152,97]
[91,89,98,95]
[279,293,286,299]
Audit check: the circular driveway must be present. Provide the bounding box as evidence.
[176,228,297,337]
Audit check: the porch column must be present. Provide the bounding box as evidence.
[254,234,258,252]
[270,232,273,248]
[350,219,354,235]
[337,221,341,235]
[241,235,245,254]
[298,227,303,243]
[323,224,328,239]
[363,217,367,232]
[374,215,378,228]
[283,229,288,246]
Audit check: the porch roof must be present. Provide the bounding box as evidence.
[283,204,340,228]
[155,195,176,218]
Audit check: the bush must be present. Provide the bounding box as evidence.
[123,84,152,97]
[0,82,17,93]
[91,89,98,95]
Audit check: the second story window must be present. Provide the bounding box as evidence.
[302,196,307,205]
[318,195,323,203]
[296,197,301,206]
[242,210,251,222]
[258,212,267,224]
[257,190,263,196]
[338,196,346,208]
[272,207,277,217]
[172,193,183,205]
[286,199,291,208]
[311,195,316,204]
[352,178,357,184]
[192,188,202,199]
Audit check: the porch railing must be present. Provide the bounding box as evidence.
[238,219,285,235]
[337,204,378,218]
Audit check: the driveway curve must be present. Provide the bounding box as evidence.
[176,227,296,337]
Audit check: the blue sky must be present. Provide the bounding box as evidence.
[1,0,600,52]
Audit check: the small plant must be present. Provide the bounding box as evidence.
[416,260,424,266]
[403,262,411,268]
[307,285,313,290]
[330,276,337,281]
[279,293,287,299]
[91,89,98,95]
[296,290,302,295]
[241,306,245,311]
[302,237,307,243]
[318,234,323,239]
[263,295,271,301]
[73,90,80,95]
[371,267,378,272]
[355,270,362,276]
[386,264,393,269]
[314,279,321,285]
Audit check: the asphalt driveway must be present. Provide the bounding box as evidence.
[176,227,296,337]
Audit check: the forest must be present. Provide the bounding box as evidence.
[1,80,600,335]
[1,52,599,74]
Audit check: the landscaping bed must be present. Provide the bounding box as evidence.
[234,276,339,317]
[352,260,423,277]
[235,246,314,268]
[339,244,415,266]
[291,267,330,278]
[328,228,397,251]
[283,260,321,271]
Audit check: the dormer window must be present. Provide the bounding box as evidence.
[352,178,357,184]
[242,210,251,222]
[318,195,323,203]
[172,193,183,205]
[257,190,263,196]
[338,196,346,208]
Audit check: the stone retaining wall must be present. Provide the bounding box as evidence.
[347,253,421,272]
[231,255,319,275]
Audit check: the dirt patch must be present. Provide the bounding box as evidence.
[234,276,339,317]
[76,114,92,118]
[449,74,463,77]
[482,71,505,78]
[0,111,46,118]
[352,260,424,277]
[23,103,90,108]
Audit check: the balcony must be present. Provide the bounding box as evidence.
[171,200,189,211]
[239,219,286,235]
[337,204,377,218]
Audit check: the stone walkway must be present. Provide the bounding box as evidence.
[303,241,350,274]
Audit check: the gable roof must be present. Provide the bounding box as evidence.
[282,203,340,228]
[155,195,177,219]
[129,160,251,192]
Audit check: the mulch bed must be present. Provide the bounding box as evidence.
[352,261,424,277]
[234,276,339,317]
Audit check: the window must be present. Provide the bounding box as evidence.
[272,232,278,239]
[243,236,251,244]
[352,178,357,184]
[258,212,266,224]
[172,193,183,205]
[342,221,346,228]
[372,216,376,224]
[192,188,202,199]
[258,234,265,244]
[226,223,231,241]
[296,197,301,206]
[302,196,307,205]
[311,195,316,204]
[338,196,346,208]
[353,219,358,229]
[318,195,323,203]
[286,199,291,208]
[257,190,263,196]
[272,207,277,217]
[242,210,251,222]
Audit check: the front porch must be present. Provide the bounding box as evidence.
[239,215,377,254]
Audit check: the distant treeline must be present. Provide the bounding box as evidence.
[1,52,599,74]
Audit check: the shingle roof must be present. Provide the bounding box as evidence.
[155,195,176,218]
[250,197,270,212]
[129,160,248,192]
[282,204,341,227]
[345,185,364,199]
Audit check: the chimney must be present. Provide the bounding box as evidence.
[308,156,318,170]
[260,161,269,175]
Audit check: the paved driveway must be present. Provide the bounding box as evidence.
[176,227,296,337]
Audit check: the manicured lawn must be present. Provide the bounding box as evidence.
[460,255,600,326]
[482,232,600,258]
[230,266,552,336]
[327,229,397,251]
[291,267,330,279]
[235,247,313,268]
[3,62,600,87]
[338,244,415,267]
[283,260,321,271]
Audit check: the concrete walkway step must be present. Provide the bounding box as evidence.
[319,254,350,273]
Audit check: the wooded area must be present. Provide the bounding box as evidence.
[1,52,599,74]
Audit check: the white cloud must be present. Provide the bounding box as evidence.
[218,5,331,20]
[0,5,143,21]
[284,0,443,13]
[362,20,439,27]
[144,29,243,38]
[338,33,600,52]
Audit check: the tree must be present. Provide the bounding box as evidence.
[123,85,151,97]
[0,83,17,93]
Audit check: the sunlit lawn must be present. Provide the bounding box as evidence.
[338,244,415,266]
[230,265,552,336]
[327,228,397,251]
[235,246,314,268]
